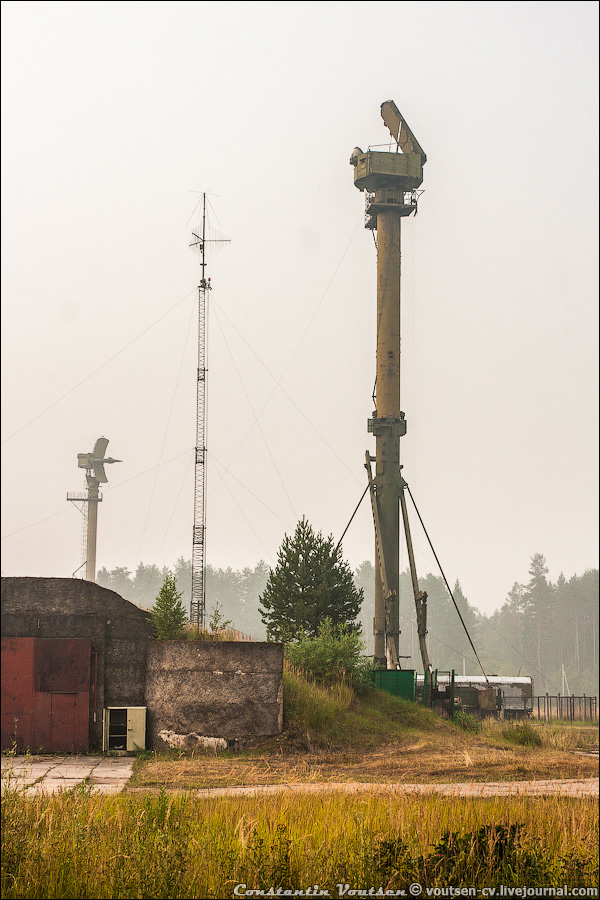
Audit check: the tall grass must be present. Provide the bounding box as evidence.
[2,788,597,898]
[283,663,355,746]
[481,719,599,751]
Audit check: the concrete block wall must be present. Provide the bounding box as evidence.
[145,640,284,748]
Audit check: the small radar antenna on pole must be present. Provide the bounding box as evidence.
[67,437,121,581]
[189,193,230,628]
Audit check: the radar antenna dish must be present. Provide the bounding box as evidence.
[380,100,427,164]
[78,435,121,483]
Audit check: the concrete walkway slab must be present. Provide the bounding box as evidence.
[1,755,134,795]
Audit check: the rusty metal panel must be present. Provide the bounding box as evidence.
[33,690,52,752]
[34,639,91,752]
[35,638,91,693]
[49,693,79,752]
[1,637,91,753]
[1,638,35,751]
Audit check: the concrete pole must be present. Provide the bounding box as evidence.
[86,476,99,582]
[351,108,425,670]
[374,209,402,667]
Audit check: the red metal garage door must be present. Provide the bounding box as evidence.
[1,637,35,751]
[50,693,79,752]
[1,638,91,752]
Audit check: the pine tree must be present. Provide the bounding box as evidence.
[524,553,554,671]
[151,571,188,639]
[259,517,363,642]
[208,601,233,634]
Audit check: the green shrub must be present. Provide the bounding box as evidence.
[285,618,375,694]
[453,710,481,733]
[502,722,543,747]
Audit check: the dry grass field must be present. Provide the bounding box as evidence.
[128,667,599,792]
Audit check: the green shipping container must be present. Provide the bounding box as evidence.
[373,669,416,702]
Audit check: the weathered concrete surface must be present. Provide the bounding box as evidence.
[1,755,134,795]
[1,577,152,748]
[190,778,599,799]
[158,730,228,750]
[145,641,284,748]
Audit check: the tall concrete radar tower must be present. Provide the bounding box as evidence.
[351,101,428,670]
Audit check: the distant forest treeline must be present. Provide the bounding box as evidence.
[97,553,599,696]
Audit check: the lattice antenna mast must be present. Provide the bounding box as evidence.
[189,194,229,627]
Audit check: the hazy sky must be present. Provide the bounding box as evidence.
[1,0,598,616]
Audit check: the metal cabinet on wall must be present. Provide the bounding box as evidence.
[102,706,146,751]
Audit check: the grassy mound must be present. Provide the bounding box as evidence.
[282,662,453,750]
